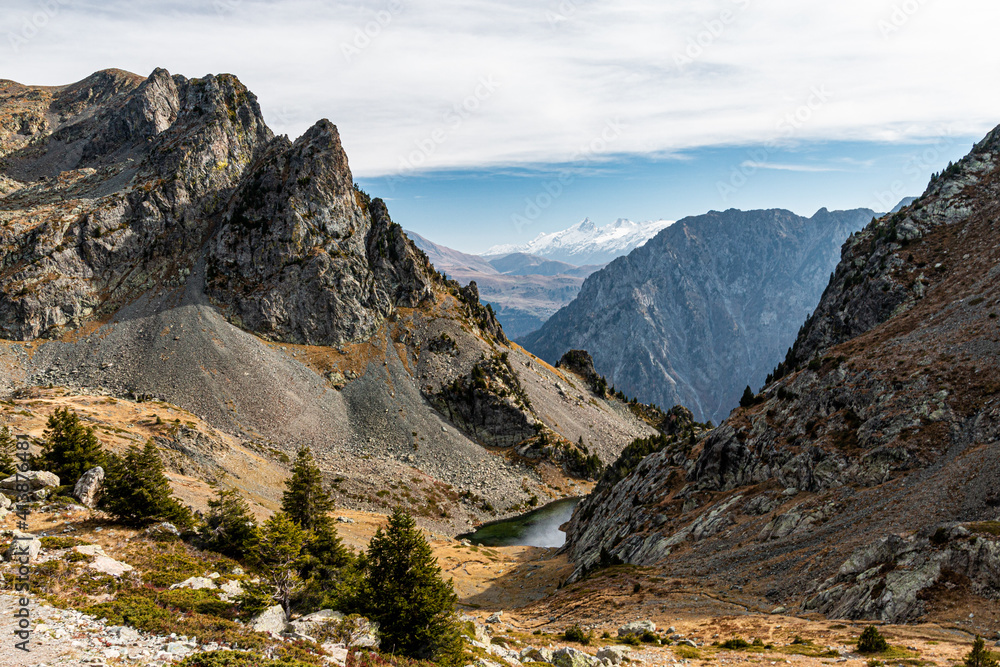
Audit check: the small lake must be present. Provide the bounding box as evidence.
[458,498,580,548]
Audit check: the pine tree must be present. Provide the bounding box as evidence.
[0,426,16,477]
[739,385,756,408]
[100,441,193,528]
[364,508,463,664]
[857,626,888,654]
[202,486,259,559]
[36,408,104,483]
[965,636,998,667]
[253,511,308,616]
[281,446,334,532]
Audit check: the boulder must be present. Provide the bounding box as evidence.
[250,605,289,635]
[218,579,244,601]
[0,493,11,510]
[75,545,134,577]
[521,647,554,663]
[4,531,41,562]
[146,522,180,537]
[290,609,345,635]
[1,470,60,491]
[73,466,105,508]
[596,646,631,665]
[618,620,655,637]
[170,576,218,590]
[487,611,503,624]
[553,647,599,667]
[323,645,349,666]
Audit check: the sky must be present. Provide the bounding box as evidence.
[2,0,998,253]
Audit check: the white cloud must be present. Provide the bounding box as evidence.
[2,0,998,176]
[740,161,844,173]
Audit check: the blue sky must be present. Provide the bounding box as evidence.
[358,137,978,253]
[3,0,997,254]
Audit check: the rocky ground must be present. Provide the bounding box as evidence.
[2,504,999,667]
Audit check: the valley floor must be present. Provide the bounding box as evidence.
[2,505,997,667]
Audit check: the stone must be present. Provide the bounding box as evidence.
[218,579,244,601]
[170,576,217,590]
[5,531,41,562]
[0,493,11,510]
[771,607,787,615]
[486,611,503,623]
[250,605,289,635]
[521,647,554,663]
[597,646,631,665]
[90,554,134,577]
[1,470,60,490]
[618,620,655,636]
[146,522,180,537]
[553,646,599,667]
[73,466,105,508]
[323,644,350,666]
[105,625,142,645]
[290,608,345,635]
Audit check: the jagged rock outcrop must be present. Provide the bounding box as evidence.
[521,208,875,423]
[206,120,434,345]
[0,68,272,340]
[564,124,1000,624]
[0,68,657,529]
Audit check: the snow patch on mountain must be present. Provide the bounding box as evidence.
[484,218,673,266]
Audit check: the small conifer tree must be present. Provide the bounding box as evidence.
[857,626,888,654]
[739,385,756,408]
[364,508,463,664]
[36,408,104,483]
[202,486,259,559]
[281,446,334,533]
[965,636,998,667]
[100,441,192,528]
[253,511,308,616]
[0,426,16,477]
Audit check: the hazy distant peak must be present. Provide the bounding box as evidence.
[484,217,673,266]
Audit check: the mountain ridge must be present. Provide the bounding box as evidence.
[521,206,876,423]
[485,217,672,266]
[563,125,1000,626]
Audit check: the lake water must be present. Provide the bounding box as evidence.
[457,498,581,548]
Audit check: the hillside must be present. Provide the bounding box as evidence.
[521,208,875,423]
[0,68,655,533]
[563,126,1000,628]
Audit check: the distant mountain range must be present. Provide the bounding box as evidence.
[406,231,602,338]
[484,217,673,266]
[520,207,879,423]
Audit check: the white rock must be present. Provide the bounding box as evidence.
[597,646,631,665]
[1,470,60,490]
[73,466,105,508]
[4,531,41,562]
[251,605,289,635]
[618,620,655,636]
[170,576,217,590]
[89,554,134,577]
[323,644,350,666]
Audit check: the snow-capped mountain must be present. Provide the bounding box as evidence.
[484,218,673,266]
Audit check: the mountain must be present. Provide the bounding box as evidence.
[405,230,499,276]
[0,68,656,531]
[408,231,602,338]
[484,217,673,266]
[563,128,1000,626]
[486,252,599,278]
[520,207,876,424]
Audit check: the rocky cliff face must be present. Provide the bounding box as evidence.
[0,69,655,532]
[521,208,874,423]
[563,126,1000,625]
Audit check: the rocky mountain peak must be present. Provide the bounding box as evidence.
[563,123,1000,624]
